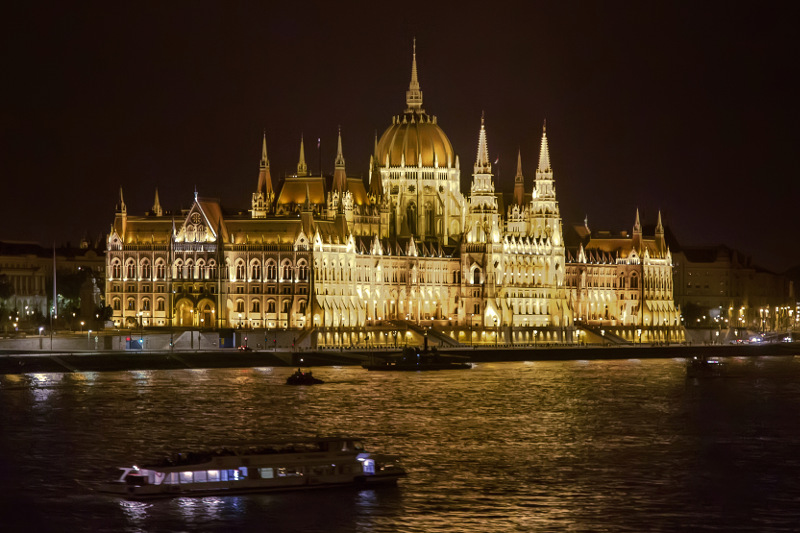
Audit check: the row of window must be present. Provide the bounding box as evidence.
[163,464,352,484]
[110,259,309,282]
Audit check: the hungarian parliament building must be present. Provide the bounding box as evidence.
[106,46,682,347]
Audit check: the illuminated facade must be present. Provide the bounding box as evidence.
[105,45,681,345]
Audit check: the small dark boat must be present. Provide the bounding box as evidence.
[286,369,324,385]
[363,347,472,371]
[686,356,725,378]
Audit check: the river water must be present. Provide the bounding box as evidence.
[2,356,800,532]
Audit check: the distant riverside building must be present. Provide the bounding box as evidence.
[0,239,105,322]
[671,245,794,332]
[105,45,682,346]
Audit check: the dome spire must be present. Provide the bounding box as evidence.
[405,38,424,112]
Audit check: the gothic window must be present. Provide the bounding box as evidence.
[282,262,293,282]
[266,261,277,281]
[631,274,639,289]
[155,260,166,280]
[267,300,276,313]
[252,300,260,313]
[250,261,261,281]
[236,300,245,313]
[208,260,217,280]
[140,260,151,280]
[125,259,136,279]
[113,298,121,311]
[186,259,194,280]
[299,300,306,314]
[282,300,291,313]
[142,298,151,311]
[235,261,245,281]
[111,260,121,279]
[174,260,183,280]
[196,259,205,280]
[157,299,165,312]
[297,261,308,281]
[127,298,135,310]
[473,303,480,314]
[473,268,481,285]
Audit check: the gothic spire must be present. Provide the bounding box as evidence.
[332,126,347,192]
[405,38,424,112]
[297,134,307,176]
[153,187,162,216]
[257,132,274,198]
[474,112,491,174]
[537,120,551,172]
[513,148,525,206]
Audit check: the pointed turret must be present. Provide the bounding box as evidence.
[632,208,643,252]
[655,210,666,255]
[474,112,492,175]
[405,38,424,112]
[297,135,308,176]
[513,148,525,206]
[252,132,274,218]
[332,126,347,192]
[152,187,163,216]
[537,120,551,172]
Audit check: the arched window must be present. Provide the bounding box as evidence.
[141,260,151,280]
[157,299,165,312]
[267,300,276,313]
[185,259,194,280]
[282,300,291,313]
[236,261,245,281]
[155,260,166,280]
[111,260,121,279]
[297,261,308,281]
[473,268,481,285]
[266,261,277,281]
[174,259,183,280]
[251,261,261,281]
[299,300,307,314]
[208,260,217,280]
[142,298,151,311]
[127,298,135,310]
[113,298,121,311]
[252,300,260,312]
[125,259,136,279]
[196,259,205,280]
[631,274,639,289]
[282,262,293,281]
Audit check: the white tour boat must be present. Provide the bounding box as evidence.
[100,437,405,499]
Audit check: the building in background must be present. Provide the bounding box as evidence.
[105,46,684,346]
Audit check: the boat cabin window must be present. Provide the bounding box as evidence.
[277,467,303,477]
[258,467,274,479]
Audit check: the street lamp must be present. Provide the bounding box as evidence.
[533,329,538,348]
[80,320,84,334]
[493,316,498,347]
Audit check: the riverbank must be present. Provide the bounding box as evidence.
[1,342,797,374]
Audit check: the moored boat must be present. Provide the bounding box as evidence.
[363,347,472,371]
[686,356,725,378]
[99,437,405,499]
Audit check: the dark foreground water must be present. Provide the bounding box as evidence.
[2,356,800,532]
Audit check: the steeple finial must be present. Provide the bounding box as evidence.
[153,187,162,216]
[297,134,307,176]
[261,130,268,164]
[332,127,347,192]
[513,148,525,206]
[474,113,491,173]
[405,38,424,112]
[634,208,642,233]
[335,126,345,169]
[537,120,551,172]
[256,132,274,203]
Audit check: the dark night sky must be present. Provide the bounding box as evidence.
[2,2,797,272]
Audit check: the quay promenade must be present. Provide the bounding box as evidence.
[1,341,798,374]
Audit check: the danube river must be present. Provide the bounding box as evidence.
[2,356,800,532]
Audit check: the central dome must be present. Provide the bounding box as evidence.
[377,111,454,168]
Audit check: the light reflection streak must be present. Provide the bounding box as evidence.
[175,496,227,521]
[119,499,151,524]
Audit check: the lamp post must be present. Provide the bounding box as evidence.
[533,329,538,348]
[493,316,498,347]
[80,320,84,334]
